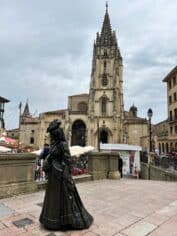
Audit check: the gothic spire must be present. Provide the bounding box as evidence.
[100,2,112,45]
[22,100,30,117]
[106,1,108,13]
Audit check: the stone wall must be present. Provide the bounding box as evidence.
[140,162,177,181]
[140,162,149,180]
[0,151,121,198]
[0,153,37,198]
[88,151,120,180]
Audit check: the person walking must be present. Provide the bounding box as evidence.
[39,143,50,181]
[119,156,123,178]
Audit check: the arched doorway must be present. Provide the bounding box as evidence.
[162,143,165,153]
[166,143,169,153]
[71,120,86,146]
[159,143,161,154]
[100,130,108,143]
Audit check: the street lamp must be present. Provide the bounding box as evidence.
[97,117,100,152]
[147,108,153,152]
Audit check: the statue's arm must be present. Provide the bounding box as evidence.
[61,142,72,169]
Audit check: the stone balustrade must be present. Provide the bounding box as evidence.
[88,151,120,180]
[0,151,121,198]
[0,153,37,198]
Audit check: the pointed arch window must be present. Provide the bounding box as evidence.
[101,97,107,115]
[102,73,108,86]
[103,49,108,58]
[30,137,34,144]
[104,61,107,68]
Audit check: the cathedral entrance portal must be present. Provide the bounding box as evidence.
[100,130,108,144]
[71,120,86,146]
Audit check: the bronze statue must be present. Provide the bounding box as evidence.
[39,120,93,230]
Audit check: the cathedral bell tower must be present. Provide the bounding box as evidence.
[88,3,124,147]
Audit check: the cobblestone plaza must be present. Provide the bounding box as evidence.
[0,179,177,236]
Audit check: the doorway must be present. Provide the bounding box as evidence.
[71,120,86,146]
[100,130,108,143]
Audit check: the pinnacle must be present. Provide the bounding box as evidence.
[22,102,30,117]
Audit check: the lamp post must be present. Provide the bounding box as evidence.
[18,102,22,149]
[147,108,153,152]
[97,117,100,152]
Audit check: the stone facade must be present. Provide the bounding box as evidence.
[19,5,148,150]
[154,120,169,154]
[124,106,148,148]
[0,96,9,134]
[163,66,177,151]
[6,128,19,140]
[0,153,37,198]
[19,107,66,149]
[153,66,177,154]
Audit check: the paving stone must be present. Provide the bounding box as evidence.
[46,233,57,236]
[12,217,34,228]
[31,227,52,236]
[0,225,26,236]
[0,222,6,230]
[37,202,43,207]
[0,203,14,217]
[113,213,140,226]
[113,234,125,236]
[143,213,169,226]
[150,214,177,236]
[121,221,157,236]
[82,232,98,236]
[156,204,177,217]
[1,179,177,235]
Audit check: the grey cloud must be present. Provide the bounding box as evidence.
[1,0,177,128]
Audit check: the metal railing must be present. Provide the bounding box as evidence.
[153,155,177,171]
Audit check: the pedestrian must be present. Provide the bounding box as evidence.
[119,156,123,178]
[35,156,41,181]
[39,143,50,181]
[39,119,93,230]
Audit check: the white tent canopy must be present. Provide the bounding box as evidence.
[31,149,42,155]
[100,143,142,151]
[31,146,95,157]
[0,146,11,152]
[69,145,95,157]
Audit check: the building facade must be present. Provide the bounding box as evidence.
[0,96,10,134]
[154,120,168,154]
[19,5,148,150]
[162,66,177,151]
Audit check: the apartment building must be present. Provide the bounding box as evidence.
[163,66,177,150]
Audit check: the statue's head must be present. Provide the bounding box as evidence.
[47,119,65,141]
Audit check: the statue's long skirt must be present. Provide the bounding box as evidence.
[39,164,93,230]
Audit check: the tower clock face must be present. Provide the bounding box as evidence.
[102,74,108,86]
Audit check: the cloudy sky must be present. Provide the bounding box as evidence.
[1,0,177,129]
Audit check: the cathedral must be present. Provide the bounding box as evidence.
[19,4,148,150]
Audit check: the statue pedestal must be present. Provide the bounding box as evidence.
[108,170,120,180]
[108,154,120,179]
[88,151,120,180]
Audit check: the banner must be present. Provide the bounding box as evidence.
[120,150,140,177]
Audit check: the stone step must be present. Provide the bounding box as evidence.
[36,174,92,190]
[73,174,92,183]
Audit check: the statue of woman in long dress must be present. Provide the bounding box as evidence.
[39,120,93,230]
